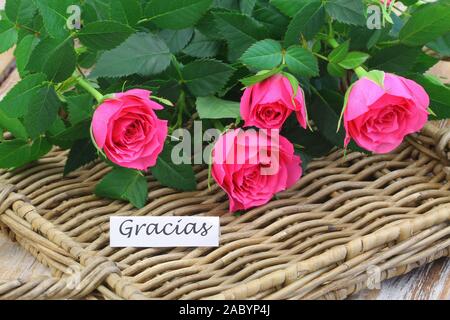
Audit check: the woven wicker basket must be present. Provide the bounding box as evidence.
[0,119,449,300]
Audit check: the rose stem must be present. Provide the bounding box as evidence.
[76,77,104,103]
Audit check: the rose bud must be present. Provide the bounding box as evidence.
[344,72,429,154]
[92,89,168,170]
[212,128,302,212]
[240,74,307,130]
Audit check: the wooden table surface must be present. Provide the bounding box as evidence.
[0,0,448,299]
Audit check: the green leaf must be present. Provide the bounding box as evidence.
[0,109,28,139]
[328,40,349,63]
[0,140,33,168]
[327,62,346,77]
[240,0,256,15]
[369,45,421,73]
[183,29,220,58]
[109,0,142,27]
[34,0,73,39]
[284,1,324,45]
[407,73,450,120]
[240,65,284,87]
[0,138,51,169]
[285,46,319,78]
[400,2,450,46]
[270,0,310,17]
[427,33,450,57]
[144,0,213,29]
[338,52,370,69]
[95,167,148,208]
[213,11,267,61]
[196,96,240,119]
[77,21,134,50]
[91,32,171,78]
[240,39,283,71]
[152,145,197,191]
[158,28,194,53]
[48,120,91,143]
[24,85,62,138]
[182,59,234,96]
[29,137,52,161]
[14,34,39,77]
[5,0,36,25]
[324,0,366,26]
[64,139,98,176]
[0,73,46,117]
[253,0,290,39]
[66,94,94,125]
[27,37,76,82]
[0,20,18,54]
[309,89,366,152]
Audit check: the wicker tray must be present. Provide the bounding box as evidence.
[0,120,449,300]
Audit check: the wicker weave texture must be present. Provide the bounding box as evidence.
[0,122,449,300]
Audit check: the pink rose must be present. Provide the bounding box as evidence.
[92,89,168,170]
[344,73,429,154]
[240,75,307,129]
[212,129,302,212]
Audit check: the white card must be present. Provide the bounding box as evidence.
[110,216,220,248]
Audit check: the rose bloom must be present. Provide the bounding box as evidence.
[240,75,307,129]
[92,89,168,170]
[212,129,302,212]
[344,73,429,154]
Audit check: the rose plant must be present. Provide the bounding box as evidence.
[0,0,449,211]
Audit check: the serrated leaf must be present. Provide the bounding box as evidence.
[152,145,197,191]
[5,0,36,25]
[77,21,134,50]
[109,0,142,26]
[0,73,47,117]
[240,65,284,87]
[324,0,366,26]
[0,140,34,168]
[408,73,450,120]
[144,0,213,29]
[182,59,234,96]
[338,51,370,69]
[196,96,240,119]
[400,2,450,46]
[64,139,98,175]
[213,11,267,61]
[14,34,39,77]
[90,32,171,78]
[285,46,319,78]
[369,45,421,73]
[310,89,366,153]
[27,37,76,82]
[327,62,346,77]
[66,94,94,125]
[427,33,450,57]
[24,85,62,138]
[34,0,73,39]
[0,138,51,169]
[270,0,310,17]
[284,1,324,46]
[328,40,349,63]
[240,0,256,15]
[159,28,194,53]
[253,1,290,39]
[183,29,220,58]
[95,167,148,208]
[0,109,28,139]
[0,20,18,54]
[240,39,283,71]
